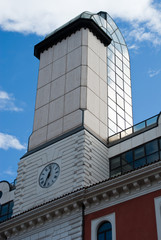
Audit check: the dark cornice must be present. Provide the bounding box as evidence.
[34,18,111,59]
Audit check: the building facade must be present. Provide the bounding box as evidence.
[0,11,161,240]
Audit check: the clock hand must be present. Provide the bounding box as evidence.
[43,166,51,186]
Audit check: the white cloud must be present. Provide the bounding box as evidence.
[0,0,161,45]
[0,90,23,112]
[0,132,26,150]
[4,168,16,177]
[148,69,161,77]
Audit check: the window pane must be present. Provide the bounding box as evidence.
[134,146,144,160]
[122,151,133,165]
[106,231,112,240]
[110,157,120,169]
[1,204,8,216]
[147,152,159,164]
[134,158,146,169]
[111,167,121,177]
[98,222,112,232]
[122,163,133,173]
[146,140,158,155]
[98,233,104,240]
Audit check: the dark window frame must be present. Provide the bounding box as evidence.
[0,201,14,222]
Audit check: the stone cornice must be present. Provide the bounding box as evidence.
[1,161,161,239]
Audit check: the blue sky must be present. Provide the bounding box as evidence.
[0,0,161,182]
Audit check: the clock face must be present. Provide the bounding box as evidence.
[39,163,60,188]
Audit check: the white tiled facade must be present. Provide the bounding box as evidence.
[29,28,108,150]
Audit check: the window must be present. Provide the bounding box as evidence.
[110,138,161,177]
[0,201,14,222]
[154,196,161,240]
[91,212,116,240]
[97,221,112,240]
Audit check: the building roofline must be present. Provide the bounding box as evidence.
[34,17,111,59]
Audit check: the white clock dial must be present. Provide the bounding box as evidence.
[39,163,60,188]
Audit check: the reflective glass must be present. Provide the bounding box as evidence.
[146,116,158,126]
[109,128,116,137]
[117,94,124,109]
[115,29,125,45]
[112,32,119,43]
[98,233,104,240]
[117,115,125,129]
[146,140,158,155]
[107,23,114,34]
[124,64,130,78]
[100,17,107,28]
[116,66,123,78]
[108,59,115,71]
[123,56,130,68]
[98,222,112,232]
[109,119,117,132]
[110,157,120,169]
[126,122,132,129]
[125,102,132,115]
[108,98,116,111]
[1,204,8,216]
[121,127,133,138]
[122,151,133,164]
[108,106,116,121]
[108,78,115,90]
[108,86,116,101]
[122,163,133,173]
[134,158,146,169]
[125,113,133,125]
[111,167,121,177]
[122,45,129,59]
[124,82,131,96]
[116,75,123,89]
[133,122,145,132]
[115,49,122,60]
[124,74,131,86]
[147,152,159,164]
[116,57,123,70]
[93,15,102,27]
[108,49,115,63]
[125,93,132,105]
[108,67,115,81]
[115,43,122,53]
[117,105,124,118]
[107,15,117,31]
[106,231,112,240]
[134,147,144,160]
[108,44,114,53]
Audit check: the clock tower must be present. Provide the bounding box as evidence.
[13,12,132,216]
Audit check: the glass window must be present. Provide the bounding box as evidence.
[117,105,124,118]
[110,157,120,169]
[134,158,146,169]
[108,78,115,90]
[108,67,115,81]
[146,140,158,155]
[122,151,133,165]
[97,221,112,240]
[109,120,117,133]
[116,85,124,98]
[0,201,14,223]
[134,146,145,160]
[117,115,125,129]
[147,152,159,164]
[108,49,114,63]
[116,57,122,70]
[116,66,123,78]
[122,163,133,173]
[111,167,121,177]
[117,94,124,109]
[108,86,116,102]
[108,59,115,71]
[108,107,116,122]
[108,98,116,111]
[116,75,123,89]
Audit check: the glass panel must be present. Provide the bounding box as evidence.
[111,167,121,177]
[134,158,146,169]
[146,140,158,155]
[112,32,119,43]
[108,98,116,111]
[116,74,123,89]
[1,204,8,216]
[115,29,125,45]
[122,163,133,173]
[125,93,132,105]
[93,15,102,27]
[116,56,123,70]
[122,150,133,164]
[147,152,159,164]
[116,85,124,98]
[110,157,121,169]
[133,122,146,132]
[115,49,122,60]
[117,105,124,118]
[107,49,114,63]
[109,119,117,132]
[108,78,115,90]
[98,233,104,240]
[106,230,112,240]
[117,94,124,109]
[100,17,107,28]
[98,222,112,232]
[124,74,131,86]
[108,133,120,143]
[9,201,14,213]
[108,67,115,81]
[123,56,130,68]
[125,113,133,125]
[117,115,125,129]
[121,127,133,138]
[125,102,132,114]
[122,45,129,59]
[124,64,130,78]
[107,23,114,34]
[108,44,114,53]
[108,59,115,71]
[134,147,145,160]
[115,43,122,53]
[107,15,117,31]
[146,116,158,126]
[108,107,116,122]
[124,82,131,96]
[108,86,116,101]
[116,66,123,78]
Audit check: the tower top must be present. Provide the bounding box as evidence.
[34,11,111,59]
